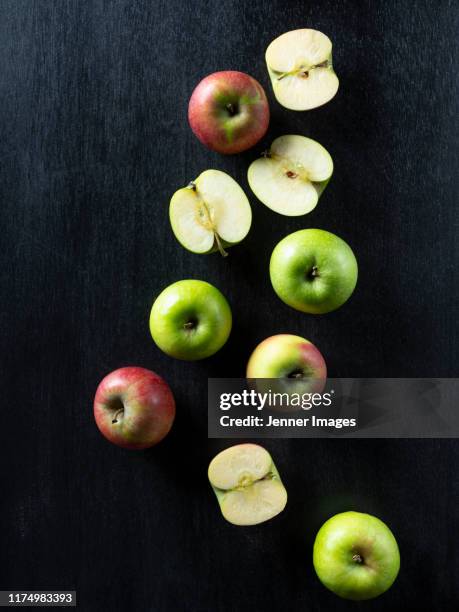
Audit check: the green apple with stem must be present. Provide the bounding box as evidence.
[170,170,252,257]
[270,229,358,314]
[149,280,232,360]
[208,444,287,526]
[266,29,339,111]
[248,135,333,216]
[313,511,400,600]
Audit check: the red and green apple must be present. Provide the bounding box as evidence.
[188,70,270,154]
[247,334,326,391]
[93,367,175,450]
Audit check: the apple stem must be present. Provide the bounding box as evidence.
[187,181,196,191]
[112,408,124,424]
[214,232,228,258]
[352,554,363,564]
[225,103,237,116]
[309,266,319,278]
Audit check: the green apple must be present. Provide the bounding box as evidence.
[313,511,400,601]
[208,444,287,526]
[149,280,232,360]
[248,135,333,216]
[170,169,252,257]
[265,29,339,111]
[270,229,358,314]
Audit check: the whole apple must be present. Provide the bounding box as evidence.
[313,511,400,600]
[188,71,270,154]
[149,279,232,360]
[247,334,326,391]
[93,367,175,450]
[270,229,358,314]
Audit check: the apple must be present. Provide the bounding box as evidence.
[208,444,287,526]
[313,511,400,601]
[188,71,270,154]
[248,135,333,216]
[169,169,252,257]
[149,279,232,360]
[270,229,358,314]
[246,334,326,393]
[265,29,339,111]
[93,367,175,450]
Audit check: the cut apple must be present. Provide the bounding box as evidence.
[248,135,333,216]
[169,169,252,256]
[208,444,287,526]
[266,29,339,111]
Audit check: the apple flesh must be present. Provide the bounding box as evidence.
[188,71,270,154]
[149,279,232,360]
[208,444,287,526]
[270,229,358,314]
[266,29,339,111]
[248,135,333,216]
[169,169,252,256]
[93,367,175,450]
[246,334,327,394]
[313,511,400,601]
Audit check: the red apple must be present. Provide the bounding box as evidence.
[188,71,270,154]
[93,367,175,450]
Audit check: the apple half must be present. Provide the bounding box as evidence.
[266,29,339,111]
[169,169,252,256]
[248,135,333,216]
[208,444,287,526]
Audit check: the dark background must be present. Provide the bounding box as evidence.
[1,1,458,610]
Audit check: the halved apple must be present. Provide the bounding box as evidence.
[248,135,333,216]
[208,443,287,526]
[266,29,339,111]
[169,169,252,256]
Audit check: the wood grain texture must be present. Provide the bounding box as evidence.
[0,1,458,610]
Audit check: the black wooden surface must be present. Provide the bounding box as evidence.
[1,1,458,610]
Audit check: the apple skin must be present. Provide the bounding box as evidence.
[93,367,175,450]
[149,279,232,360]
[247,334,326,389]
[270,229,358,314]
[188,71,270,154]
[313,511,400,601]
